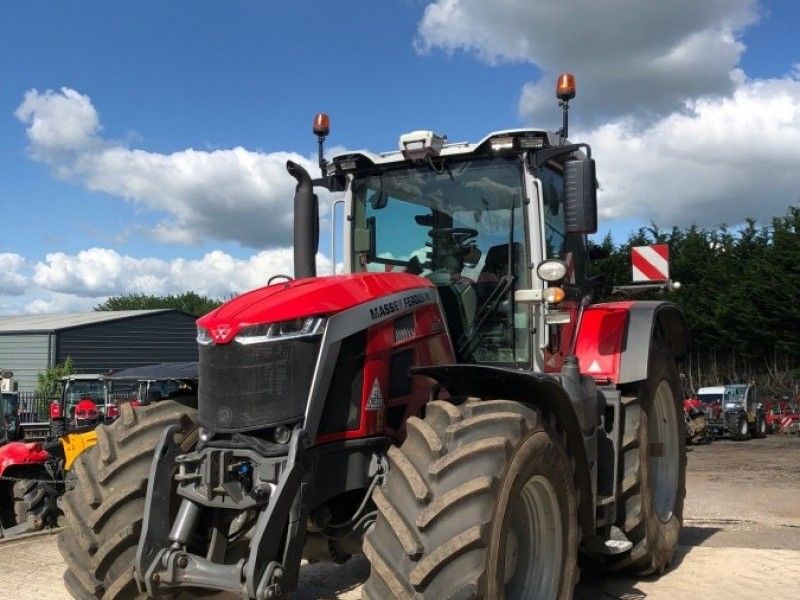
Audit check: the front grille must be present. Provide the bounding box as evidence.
[198,337,321,432]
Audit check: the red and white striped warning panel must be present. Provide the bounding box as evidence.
[781,416,793,431]
[632,244,669,282]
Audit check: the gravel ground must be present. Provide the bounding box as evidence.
[2,435,799,599]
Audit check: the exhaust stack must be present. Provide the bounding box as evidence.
[287,160,319,279]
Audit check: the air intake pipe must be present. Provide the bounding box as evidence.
[287,160,319,279]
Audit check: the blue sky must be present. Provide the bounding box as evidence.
[0,1,798,313]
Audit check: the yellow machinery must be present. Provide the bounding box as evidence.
[60,429,98,471]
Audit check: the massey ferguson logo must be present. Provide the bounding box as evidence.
[212,324,231,342]
[369,291,432,320]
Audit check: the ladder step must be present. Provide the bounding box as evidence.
[600,539,633,555]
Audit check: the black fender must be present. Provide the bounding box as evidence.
[413,364,595,538]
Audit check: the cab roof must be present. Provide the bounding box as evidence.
[697,386,725,394]
[331,128,559,167]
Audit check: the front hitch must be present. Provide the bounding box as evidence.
[134,426,310,599]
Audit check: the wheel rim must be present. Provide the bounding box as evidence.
[649,380,679,523]
[741,419,748,436]
[503,475,563,599]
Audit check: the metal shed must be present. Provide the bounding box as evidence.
[0,310,198,391]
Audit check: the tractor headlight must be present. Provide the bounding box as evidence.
[537,259,568,282]
[725,403,738,410]
[197,326,213,345]
[234,317,326,345]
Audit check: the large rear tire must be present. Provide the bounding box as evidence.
[362,399,578,600]
[591,342,686,575]
[58,400,197,600]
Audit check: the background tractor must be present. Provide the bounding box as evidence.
[58,75,688,600]
[700,384,766,440]
[0,365,198,538]
[0,380,62,535]
[48,374,116,438]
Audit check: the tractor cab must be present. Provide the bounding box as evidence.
[724,383,757,411]
[697,386,724,406]
[50,375,112,435]
[332,127,596,370]
[0,391,19,443]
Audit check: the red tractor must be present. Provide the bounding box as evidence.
[58,75,688,599]
[0,387,61,536]
[48,374,115,437]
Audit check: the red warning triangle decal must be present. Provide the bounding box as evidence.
[367,378,384,410]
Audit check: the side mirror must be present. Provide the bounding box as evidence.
[370,190,388,210]
[563,158,597,234]
[354,217,377,260]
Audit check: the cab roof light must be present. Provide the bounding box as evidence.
[556,73,576,101]
[337,157,358,171]
[313,112,330,137]
[313,112,331,172]
[519,135,545,149]
[556,73,576,139]
[490,135,516,152]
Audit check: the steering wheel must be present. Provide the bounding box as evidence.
[428,227,478,244]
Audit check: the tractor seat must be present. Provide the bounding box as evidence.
[476,243,522,303]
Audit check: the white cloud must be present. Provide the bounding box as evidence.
[15,88,325,248]
[30,247,333,300]
[14,87,101,160]
[582,73,800,227]
[24,293,98,315]
[416,0,758,123]
[0,254,28,296]
[416,1,800,229]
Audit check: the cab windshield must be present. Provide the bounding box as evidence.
[1,393,17,433]
[724,385,747,406]
[351,156,530,365]
[64,380,106,411]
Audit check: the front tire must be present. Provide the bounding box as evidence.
[754,413,767,438]
[58,400,197,600]
[728,413,750,441]
[14,478,60,531]
[362,399,578,600]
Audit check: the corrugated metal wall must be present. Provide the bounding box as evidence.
[0,333,51,391]
[56,311,198,373]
